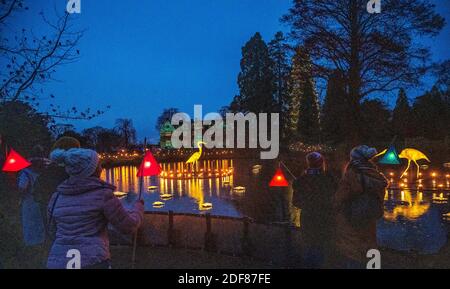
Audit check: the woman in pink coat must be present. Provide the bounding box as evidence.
[47,148,144,269]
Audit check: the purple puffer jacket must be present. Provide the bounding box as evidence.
[46,177,144,269]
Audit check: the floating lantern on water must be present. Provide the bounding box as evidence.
[233,186,246,193]
[2,148,31,172]
[201,203,213,210]
[432,193,447,204]
[160,194,173,200]
[113,191,128,198]
[153,201,164,208]
[148,185,158,191]
[420,164,429,170]
[442,212,450,221]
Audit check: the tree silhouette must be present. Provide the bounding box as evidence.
[114,118,136,149]
[282,0,445,141]
[231,32,275,113]
[155,108,180,131]
[392,88,413,140]
[0,0,107,120]
[322,70,349,144]
[268,31,291,139]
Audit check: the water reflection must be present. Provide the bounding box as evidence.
[102,160,450,254]
[379,189,448,254]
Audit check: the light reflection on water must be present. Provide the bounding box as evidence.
[378,189,448,254]
[101,160,450,254]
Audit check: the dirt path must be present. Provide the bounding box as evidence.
[111,245,276,269]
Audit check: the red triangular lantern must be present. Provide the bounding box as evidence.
[269,168,289,187]
[137,151,161,177]
[2,148,31,172]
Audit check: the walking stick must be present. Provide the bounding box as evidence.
[131,176,143,269]
[131,138,146,269]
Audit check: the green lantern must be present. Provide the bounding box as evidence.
[378,145,401,165]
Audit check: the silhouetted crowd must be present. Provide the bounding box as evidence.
[293,146,388,268]
[16,135,387,269]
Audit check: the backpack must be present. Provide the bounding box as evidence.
[344,168,384,228]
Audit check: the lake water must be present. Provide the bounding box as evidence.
[101,159,450,254]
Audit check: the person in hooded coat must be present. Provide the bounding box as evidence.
[334,145,388,268]
[17,145,49,246]
[34,136,81,223]
[46,148,144,269]
[292,152,338,268]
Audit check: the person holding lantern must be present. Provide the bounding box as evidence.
[34,137,81,223]
[46,148,144,269]
[17,145,49,247]
[292,152,338,268]
[334,145,388,269]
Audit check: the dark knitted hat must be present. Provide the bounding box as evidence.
[306,152,324,169]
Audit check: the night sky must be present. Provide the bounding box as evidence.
[8,0,450,142]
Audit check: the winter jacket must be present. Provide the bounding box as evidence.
[18,168,45,246]
[34,163,69,210]
[46,177,144,269]
[293,172,337,249]
[334,162,388,262]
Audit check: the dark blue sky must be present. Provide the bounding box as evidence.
[11,0,450,142]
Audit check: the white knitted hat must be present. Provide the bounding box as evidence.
[50,148,99,178]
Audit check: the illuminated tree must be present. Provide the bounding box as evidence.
[287,47,320,143]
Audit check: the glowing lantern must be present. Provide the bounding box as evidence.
[269,168,289,187]
[399,148,430,179]
[378,145,401,165]
[137,151,161,177]
[2,148,31,172]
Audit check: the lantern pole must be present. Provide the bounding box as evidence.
[279,161,297,181]
[131,137,147,269]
